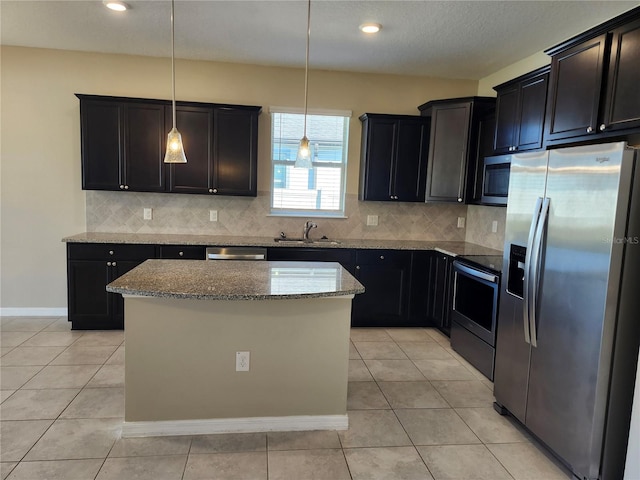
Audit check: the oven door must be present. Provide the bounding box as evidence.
[451,261,499,346]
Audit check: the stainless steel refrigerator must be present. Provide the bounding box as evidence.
[494,142,640,480]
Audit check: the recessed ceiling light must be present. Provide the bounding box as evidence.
[103,1,130,12]
[359,23,382,34]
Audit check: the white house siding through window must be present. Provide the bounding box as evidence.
[270,109,350,217]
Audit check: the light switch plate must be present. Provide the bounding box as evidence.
[492,220,498,233]
[457,217,465,228]
[143,208,152,220]
[366,215,379,226]
[210,210,218,222]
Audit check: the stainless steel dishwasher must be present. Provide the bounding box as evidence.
[205,247,267,260]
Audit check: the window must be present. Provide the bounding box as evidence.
[270,109,350,217]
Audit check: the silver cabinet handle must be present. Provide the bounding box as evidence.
[213,188,218,194]
[599,124,606,131]
[124,185,129,190]
[587,126,593,133]
[112,262,117,266]
[380,255,385,260]
[457,198,463,202]
[109,250,114,255]
[356,265,360,270]
[179,251,184,257]
[119,185,125,190]
[209,188,213,193]
[107,262,112,266]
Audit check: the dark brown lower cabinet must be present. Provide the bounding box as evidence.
[67,243,156,330]
[426,251,454,336]
[67,243,455,330]
[351,250,412,327]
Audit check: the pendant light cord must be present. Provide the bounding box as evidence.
[171,0,177,129]
[303,0,310,136]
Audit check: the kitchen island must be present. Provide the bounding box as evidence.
[107,259,364,438]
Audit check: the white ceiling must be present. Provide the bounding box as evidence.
[1,1,638,80]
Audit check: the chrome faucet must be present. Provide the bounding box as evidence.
[303,220,318,240]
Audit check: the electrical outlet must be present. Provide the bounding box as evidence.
[366,215,378,226]
[457,217,465,228]
[492,220,498,233]
[143,208,153,220]
[209,210,218,222]
[236,351,250,371]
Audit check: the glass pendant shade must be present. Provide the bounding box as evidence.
[295,135,312,168]
[164,127,187,163]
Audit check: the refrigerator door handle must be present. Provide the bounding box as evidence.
[529,197,550,348]
[523,197,543,345]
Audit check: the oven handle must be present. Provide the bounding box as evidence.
[452,261,498,284]
[523,197,543,345]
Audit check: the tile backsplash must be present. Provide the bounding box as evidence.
[86,191,471,242]
[465,204,507,251]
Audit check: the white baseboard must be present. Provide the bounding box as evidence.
[121,414,348,438]
[0,308,67,317]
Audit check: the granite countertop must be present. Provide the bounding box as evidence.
[63,232,502,257]
[106,260,365,301]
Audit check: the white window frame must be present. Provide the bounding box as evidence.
[269,106,351,218]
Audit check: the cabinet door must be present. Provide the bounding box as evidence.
[408,251,430,326]
[80,100,122,191]
[393,119,429,202]
[516,73,548,151]
[110,260,147,329]
[546,34,608,141]
[470,112,496,203]
[427,253,453,335]
[426,102,471,203]
[359,118,396,201]
[213,108,258,196]
[168,105,214,194]
[124,103,166,192]
[603,18,640,132]
[67,260,114,330]
[352,250,411,327]
[494,86,519,154]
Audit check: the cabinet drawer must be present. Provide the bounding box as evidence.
[68,243,156,260]
[159,245,206,259]
[355,250,411,265]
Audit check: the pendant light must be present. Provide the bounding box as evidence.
[294,0,313,169]
[164,0,187,163]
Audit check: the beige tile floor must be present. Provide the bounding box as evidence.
[0,317,574,480]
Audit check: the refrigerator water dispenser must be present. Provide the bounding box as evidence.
[507,244,526,298]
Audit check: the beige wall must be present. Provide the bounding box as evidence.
[1,46,478,310]
[476,51,550,97]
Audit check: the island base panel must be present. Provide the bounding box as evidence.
[123,296,351,434]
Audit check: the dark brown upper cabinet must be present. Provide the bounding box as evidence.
[79,97,165,192]
[418,97,495,204]
[167,105,214,194]
[493,66,549,154]
[544,7,640,144]
[168,105,259,196]
[77,94,261,196]
[359,114,430,202]
[213,108,260,196]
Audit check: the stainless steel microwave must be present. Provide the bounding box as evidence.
[480,154,511,205]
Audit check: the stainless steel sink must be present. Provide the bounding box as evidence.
[273,238,341,245]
